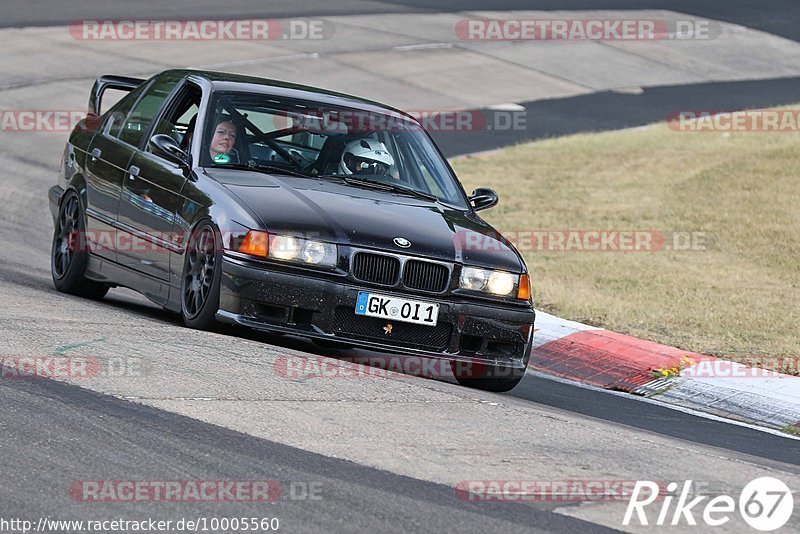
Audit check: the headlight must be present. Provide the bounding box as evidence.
[269,234,337,268]
[459,267,518,297]
[459,266,488,291]
[270,235,301,260]
[487,271,516,295]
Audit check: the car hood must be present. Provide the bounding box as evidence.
[207,168,523,272]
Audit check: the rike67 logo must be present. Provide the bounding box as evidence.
[624,477,794,531]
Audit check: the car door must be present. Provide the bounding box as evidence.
[83,82,149,261]
[117,79,200,283]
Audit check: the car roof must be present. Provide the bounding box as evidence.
[162,68,415,121]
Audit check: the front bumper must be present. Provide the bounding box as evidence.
[217,255,535,368]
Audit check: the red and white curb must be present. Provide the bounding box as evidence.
[530,311,800,432]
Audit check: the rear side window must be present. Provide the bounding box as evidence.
[105,83,148,138]
[117,75,180,148]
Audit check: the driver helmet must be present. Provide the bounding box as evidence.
[339,139,394,176]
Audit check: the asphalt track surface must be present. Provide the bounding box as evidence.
[2,270,798,531]
[1,2,800,532]
[4,0,800,45]
[0,375,612,533]
[433,76,800,156]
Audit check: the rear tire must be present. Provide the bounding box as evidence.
[51,191,109,300]
[181,221,222,330]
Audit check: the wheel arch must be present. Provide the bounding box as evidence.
[63,172,88,213]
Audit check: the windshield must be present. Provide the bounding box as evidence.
[201,92,469,208]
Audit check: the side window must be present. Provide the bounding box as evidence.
[117,76,180,148]
[149,83,202,154]
[396,134,445,196]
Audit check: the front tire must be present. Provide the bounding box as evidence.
[51,191,109,300]
[181,221,222,330]
[450,360,528,392]
[312,338,354,351]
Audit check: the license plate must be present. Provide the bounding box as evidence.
[355,292,439,327]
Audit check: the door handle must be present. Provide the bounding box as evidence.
[128,165,140,180]
[90,148,101,160]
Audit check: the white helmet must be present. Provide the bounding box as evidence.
[339,138,395,176]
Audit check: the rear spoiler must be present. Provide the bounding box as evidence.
[88,75,146,116]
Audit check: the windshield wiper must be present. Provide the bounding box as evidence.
[335,176,439,202]
[211,162,310,179]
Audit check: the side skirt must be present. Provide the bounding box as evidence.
[85,253,179,311]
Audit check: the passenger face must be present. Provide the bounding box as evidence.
[210,120,237,157]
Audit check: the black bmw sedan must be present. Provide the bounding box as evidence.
[49,69,535,392]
